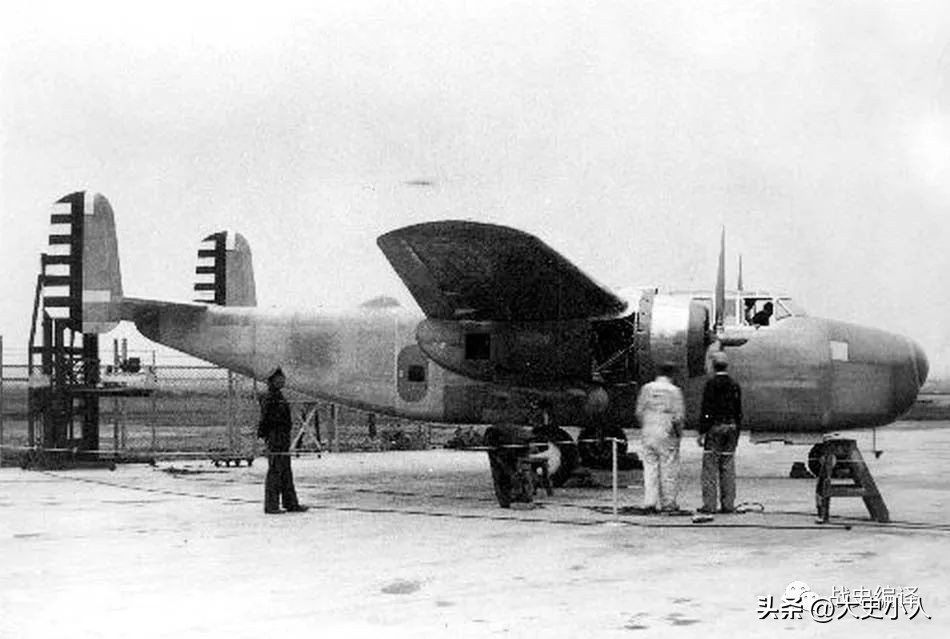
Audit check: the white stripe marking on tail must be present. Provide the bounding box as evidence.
[52,202,72,216]
[83,290,112,303]
[44,285,70,298]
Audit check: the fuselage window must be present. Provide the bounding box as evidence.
[465,333,491,360]
[407,364,426,382]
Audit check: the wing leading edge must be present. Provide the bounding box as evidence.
[377,221,627,321]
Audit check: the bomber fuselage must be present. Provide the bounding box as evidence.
[129,292,928,439]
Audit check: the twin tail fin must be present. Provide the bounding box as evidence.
[193,231,256,307]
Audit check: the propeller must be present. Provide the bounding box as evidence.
[707,227,747,349]
[713,227,725,334]
[737,253,744,294]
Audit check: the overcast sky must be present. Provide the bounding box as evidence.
[1,0,948,374]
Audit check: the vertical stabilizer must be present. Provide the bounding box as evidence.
[44,191,123,334]
[193,231,256,306]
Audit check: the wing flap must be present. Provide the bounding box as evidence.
[377,221,626,321]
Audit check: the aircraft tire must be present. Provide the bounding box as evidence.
[531,427,579,488]
[577,424,628,470]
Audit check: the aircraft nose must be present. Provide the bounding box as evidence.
[889,337,928,419]
[912,339,929,387]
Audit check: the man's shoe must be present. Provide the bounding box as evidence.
[696,507,716,515]
[264,509,284,515]
[286,505,310,513]
[719,507,736,514]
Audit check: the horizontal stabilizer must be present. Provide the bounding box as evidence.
[121,296,208,323]
[378,221,627,321]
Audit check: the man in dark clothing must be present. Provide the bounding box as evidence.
[751,302,773,327]
[258,367,308,514]
[697,351,742,514]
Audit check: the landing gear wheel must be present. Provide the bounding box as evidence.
[807,443,824,478]
[577,425,628,470]
[530,427,578,488]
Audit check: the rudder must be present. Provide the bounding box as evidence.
[44,191,123,334]
[193,231,256,306]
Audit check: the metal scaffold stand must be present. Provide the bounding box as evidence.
[23,192,151,470]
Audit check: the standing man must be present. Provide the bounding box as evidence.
[635,362,686,513]
[258,367,308,514]
[698,351,743,514]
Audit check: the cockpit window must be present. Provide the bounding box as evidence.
[747,297,802,324]
[688,293,805,327]
[778,297,805,317]
[774,300,791,322]
[742,297,771,326]
[723,297,737,324]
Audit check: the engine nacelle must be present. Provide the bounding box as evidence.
[416,318,591,384]
[415,290,710,389]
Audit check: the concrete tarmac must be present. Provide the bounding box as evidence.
[1,422,948,638]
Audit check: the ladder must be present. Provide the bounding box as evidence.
[815,438,889,523]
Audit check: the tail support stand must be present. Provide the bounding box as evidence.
[815,438,889,524]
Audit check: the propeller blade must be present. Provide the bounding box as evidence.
[737,254,743,293]
[714,227,725,332]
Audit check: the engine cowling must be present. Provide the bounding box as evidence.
[641,293,710,382]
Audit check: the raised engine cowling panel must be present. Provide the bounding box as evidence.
[644,294,710,381]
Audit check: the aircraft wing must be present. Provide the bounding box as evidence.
[377,221,627,321]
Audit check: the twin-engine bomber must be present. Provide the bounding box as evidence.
[43,191,929,485]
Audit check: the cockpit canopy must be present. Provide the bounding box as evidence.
[674,290,806,328]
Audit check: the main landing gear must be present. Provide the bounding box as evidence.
[484,425,577,507]
[576,424,642,471]
[528,426,579,488]
[484,423,646,507]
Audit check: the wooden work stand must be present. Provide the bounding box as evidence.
[815,438,889,523]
